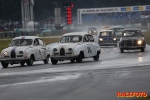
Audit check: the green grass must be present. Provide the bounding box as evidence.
[143,30,150,45]
[0,40,12,52]
[0,38,60,52]
[42,38,60,45]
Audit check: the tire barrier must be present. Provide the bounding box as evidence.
[0,29,83,38]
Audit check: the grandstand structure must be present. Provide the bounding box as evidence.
[77,5,150,26]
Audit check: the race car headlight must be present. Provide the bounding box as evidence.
[53,48,57,52]
[68,48,73,52]
[4,51,8,56]
[88,31,91,33]
[138,40,142,44]
[99,38,103,41]
[94,30,96,33]
[113,38,116,41]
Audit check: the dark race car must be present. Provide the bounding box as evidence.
[109,26,124,41]
[88,27,97,35]
[98,30,117,47]
[119,29,146,53]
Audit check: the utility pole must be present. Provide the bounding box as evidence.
[21,0,25,30]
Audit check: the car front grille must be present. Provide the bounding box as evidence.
[122,40,139,46]
[101,40,114,43]
[60,48,65,56]
[11,51,16,58]
[4,56,10,58]
[123,40,132,46]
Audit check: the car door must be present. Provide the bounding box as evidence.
[87,35,96,57]
[38,38,46,60]
[83,35,91,57]
[33,38,41,60]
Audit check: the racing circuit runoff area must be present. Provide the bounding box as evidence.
[1,5,150,100]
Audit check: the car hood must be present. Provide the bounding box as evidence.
[99,37,116,40]
[2,46,30,54]
[121,37,144,40]
[52,43,79,49]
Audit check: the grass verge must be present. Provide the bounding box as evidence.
[0,38,60,52]
[143,30,150,45]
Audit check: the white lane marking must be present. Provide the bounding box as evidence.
[0,73,81,88]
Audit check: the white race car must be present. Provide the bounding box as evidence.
[49,32,101,64]
[0,36,50,68]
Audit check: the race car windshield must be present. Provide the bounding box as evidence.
[114,28,124,32]
[10,39,33,46]
[100,32,115,37]
[88,27,97,30]
[115,31,122,36]
[123,30,142,37]
[60,35,82,43]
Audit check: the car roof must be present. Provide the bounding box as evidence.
[89,27,96,29]
[124,29,141,31]
[62,32,90,37]
[13,36,40,40]
[110,26,124,28]
[100,30,114,32]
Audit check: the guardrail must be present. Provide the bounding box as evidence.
[0,31,43,38]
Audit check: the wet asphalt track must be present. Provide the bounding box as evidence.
[0,41,150,100]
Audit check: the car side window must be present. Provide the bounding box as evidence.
[34,39,39,46]
[38,39,44,45]
[83,35,89,42]
[88,35,94,42]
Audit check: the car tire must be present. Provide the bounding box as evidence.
[26,56,34,66]
[20,62,25,66]
[120,49,124,53]
[76,54,82,63]
[70,59,75,63]
[93,52,99,61]
[1,61,8,68]
[51,58,58,65]
[141,48,145,52]
[44,55,49,64]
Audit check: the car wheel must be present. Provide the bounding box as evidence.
[70,59,75,63]
[120,49,124,53]
[1,61,8,68]
[20,62,25,66]
[76,54,82,63]
[93,52,99,61]
[44,55,49,64]
[51,58,58,65]
[141,48,145,52]
[26,56,34,66]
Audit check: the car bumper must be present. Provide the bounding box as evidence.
[99,43,117,46]
[120,46,146,49]
[50,55,78,60]
[117,38,120,41]
[0,57,27,63]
